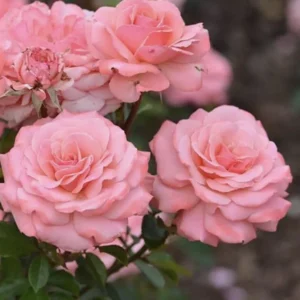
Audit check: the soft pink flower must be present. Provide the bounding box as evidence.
[87,0,210,103]
[66,216,143,280]
[164,50,232,107]
[0,1,119,127]
[0,0,26,19]
[287,0,300,35]
[150,105,292,246]
[0,111,152,251]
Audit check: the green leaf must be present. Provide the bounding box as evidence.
[142,215,168,249]
[135,260,165,289]
[32,93,43,117]
[99,245,128,266]
[0,222,37,257]
[47,88,62,112]
[86,253,107,287]
[20,287,49,300]
[48,270,79,296]
[0,257,23,280]
[147,252,191,277]
[28,256,50,292]
[79,288,107,300]
[0,129,17,154]
[76,254,107,288]
[174,238,214,267]
[106,283,121,300]
[48,292,74,300]
[0,279,29,299]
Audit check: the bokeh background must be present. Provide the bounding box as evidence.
[36,0,300,299]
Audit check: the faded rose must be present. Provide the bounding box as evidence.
[0,111,152,251]
[0,1,119,127]
[151,106,292,246]
[13,47,68,100]
[164,50,232,107]
[87,0,210,102]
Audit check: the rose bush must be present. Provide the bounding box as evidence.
[164,50,232,107]
[0,111,152,251]
[0,1,119,127]
[151,105,292,246]
[87,0,210,102]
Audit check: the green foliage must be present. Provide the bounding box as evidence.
[135,260,165,289]
[0,129,17,154]
[28,256,50,292]
[76,253,107,289]
[174,238,215,267]
[99,246,128,266]
[0,279,29,299]
[0,221,37,257]
[20,287,49,300]
[48,270,80,297]
[142,215,169,249]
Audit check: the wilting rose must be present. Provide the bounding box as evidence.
[13,47,69,100]
[87,0,210,103]
[0,1,119,127]
[0,0,25,18]
[0,111,152,251]
[151,106,292,246]
[164,50,232,107]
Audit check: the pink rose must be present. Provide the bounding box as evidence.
[287,0,300,35]
[0,111,152,251]
[0,1,119,127]
[0,0,25,19]
[164,50,232,107]
[150,105,292,246]
[13,47,70,100]
[66,216,143,280]
[87,0,210,103]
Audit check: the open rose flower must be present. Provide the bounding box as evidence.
[164,50,232,107]
[150,105,292,246]
[0,0,26,18]
[87,0,210,103]
[0,1,119,127]
[66,216,143,280]
[0,111,152,251]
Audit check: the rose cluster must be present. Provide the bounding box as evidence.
[0,0,292,254]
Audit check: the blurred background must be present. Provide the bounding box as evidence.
[39,0,300,299]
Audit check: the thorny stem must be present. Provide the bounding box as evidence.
[107,244,148,277]
[123,99,142,135]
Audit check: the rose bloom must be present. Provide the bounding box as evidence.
[87,0,210,103]
[0,111,152,251]
[150,106,292,246]
[0,0,25,18]
[12,47,68,101]
[164,50,232,107]
[66,216,143,280]
[287,0,300,36]
[0,1,119,127]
